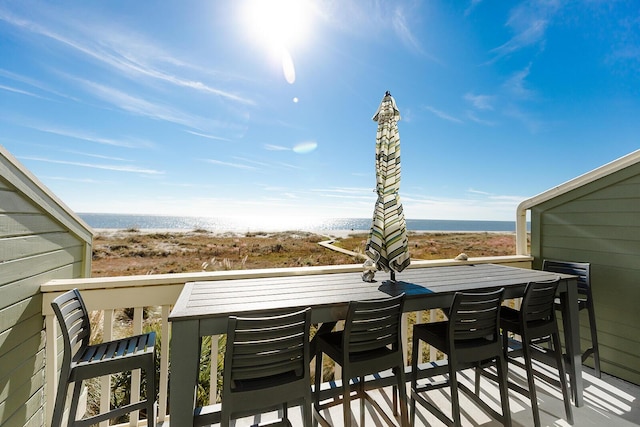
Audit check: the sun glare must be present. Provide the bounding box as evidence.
[243,0,312,50]
[241,0,313,84]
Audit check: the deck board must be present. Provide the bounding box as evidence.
[158,360,640,427]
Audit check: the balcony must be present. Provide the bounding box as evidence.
[40,256,640,426]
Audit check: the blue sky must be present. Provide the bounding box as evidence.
[1,0,638,225]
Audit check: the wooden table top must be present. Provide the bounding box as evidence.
[169,264,571,328]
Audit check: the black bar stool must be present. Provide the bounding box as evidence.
[543,259,601,377]
[411,288,511,427]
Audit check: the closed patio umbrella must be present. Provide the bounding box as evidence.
[363,91,410,282]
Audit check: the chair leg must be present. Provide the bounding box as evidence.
[395,363,410,427]
[586,300,601,378]
[553,331,574,425]
[502,329,509,359]
[146,360,156,427]
[448,360,462,427]
[359,376,365,427]
[303,392,314,427]
[393,382,398,416]
[474,365,481,395]
[51,373,70,427]
[68,380,82,426]
[496,355,512,427]
[313,353,323,427]
[521,339,541,427]
[410,336,420,427]
[343,371,352,427]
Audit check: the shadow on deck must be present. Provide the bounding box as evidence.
[158,358,640,426]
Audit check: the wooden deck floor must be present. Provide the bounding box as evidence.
[159,358,640,426]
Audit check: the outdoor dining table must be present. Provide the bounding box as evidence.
[168,263,583,426]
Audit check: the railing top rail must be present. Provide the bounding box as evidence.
[41,255,533,293]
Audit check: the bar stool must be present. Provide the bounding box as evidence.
[411,288,511,427]
[543,259,601,378]
[50,288,156,427]
[500,279,573,427]
[313,293,408,427]
[209,308,313,427]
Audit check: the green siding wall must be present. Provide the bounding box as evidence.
[531,165,640,385]
[0,178,87,427]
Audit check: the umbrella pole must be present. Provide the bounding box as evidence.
[391,271,396,282]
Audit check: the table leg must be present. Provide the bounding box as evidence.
[170,319,201,426]
[561,278,584,407]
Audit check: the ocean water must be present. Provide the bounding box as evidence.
[78,213,528,233]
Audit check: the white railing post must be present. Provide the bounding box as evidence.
[100,309,114,427]
[415,311,424,363]
[130,307,143,426]
[45,313,58,427]
[210,335,220,405]
[158,305,171,422]
[401,313,409,366]
[429,310,438,362]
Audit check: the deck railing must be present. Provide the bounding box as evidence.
[41,255,531,426]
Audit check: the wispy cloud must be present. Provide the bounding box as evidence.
[503,105,544,133]
[504,65,536,100]
[27,123,153,149]
[185,130,232,142]
[63,150,130,161]
[232,156,270,168]
[464,92,494,110]
[0,84,48,99]
[0,68,79,101]
[42,175,111,184]
[467,188,492,196]
[464,0,483,17]
[424,106,464,123]
[489,0,562,61]
[203,159,257,170]
[466,111,496,126]
[264,144,290,151]
[392,6,423,54]
[310,186,375,201]
[392,4,442,63]
[19,156,164,174]
[79,79,232,131]
[0,8,255,105]
[276,162,303,170]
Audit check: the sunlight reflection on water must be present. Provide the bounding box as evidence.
[79,213,527,233]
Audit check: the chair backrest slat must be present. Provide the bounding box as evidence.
[344,293,404,355]
[232,321,306,343]
[543,259,590,293]
[449,288,504,343]
[51,289,92,365]
[225,308,311,391]
[521,279,560,323]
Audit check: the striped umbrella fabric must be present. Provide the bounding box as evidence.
[364,92,410,281]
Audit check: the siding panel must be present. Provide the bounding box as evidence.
[0,264,83,312]
[0,333,44,381]
[542,224,640,241]
[0,296,41,334]
[1,146,92,427]
[1,246,84,288]
[1,386,44,427]
[0,313,43,358]
[0,189,41,214]
[0,213,65,238]
[535,166,640,385]
[0,232,83,263]
[0,350,45,414]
